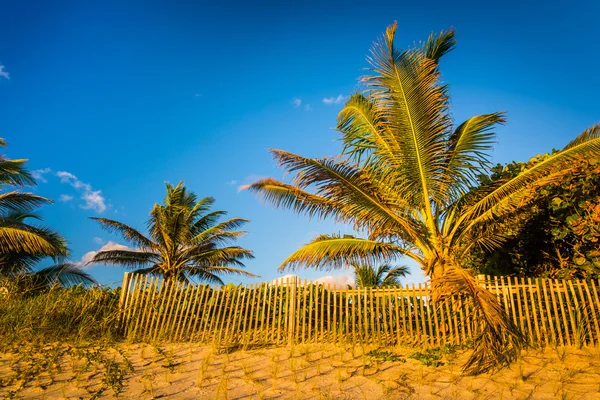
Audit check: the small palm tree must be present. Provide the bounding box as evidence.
[245,23,600,373]
[353,263,409,288]
[89,182,256,284]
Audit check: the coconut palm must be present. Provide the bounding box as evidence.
[0,139,67,259]
[244,23,600,373]
[353,263,409,288]
[89,182,256,284]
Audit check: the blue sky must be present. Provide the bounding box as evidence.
[1,0,598,287]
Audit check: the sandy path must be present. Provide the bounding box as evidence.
[2,343,600,399]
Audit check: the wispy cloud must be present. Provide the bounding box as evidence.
[304,104,312,111]
[322,94,348,105]
[77,241,131,269]
[59,194,74,202]
[93,237,104,245]
[31,168,51,183]
[225,180,238,185]
[56,171,107,213]
[194,93,202,97]
[0,65,9,80]
[292,98,302,108]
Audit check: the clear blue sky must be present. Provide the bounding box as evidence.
[1,0,598,287]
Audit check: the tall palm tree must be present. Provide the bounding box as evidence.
[353,263,409,288]
[244,23,600,373]
[89,182,256,284]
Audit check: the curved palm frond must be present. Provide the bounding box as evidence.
[34,263,97,287]
[89,250,159,269]
[280,234,412,271]
[0,191,51,213]
[90,217,155,250]
[0,158,36,186]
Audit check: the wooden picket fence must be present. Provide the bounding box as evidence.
[118,272,600,348]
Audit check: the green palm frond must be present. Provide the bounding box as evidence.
[280,234,410,271]
[0,226,67,256]
[0,191,51,213]
[34,263,97,288]
[0,158,36,187]
[88,250,159,269]
[438,113,506,201]
[421,27,456,63]
[90,217,155,250]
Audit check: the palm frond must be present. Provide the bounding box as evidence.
[34,263,97,287]
[90,217,154,250]
[0,191,52,213]
[89,250,158,269]
[280,234,411,271]
[0,226,67,256]
[438,113,506,201]
[269,150,424,244]
[0,158,36,186]
[242,178,348,221]
[421,28,456,63]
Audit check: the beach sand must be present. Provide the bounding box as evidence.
[2,342,600,399]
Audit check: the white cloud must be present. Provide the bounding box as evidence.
[270,273,355,288]
[194,93,202,97]
[31,168,51,183]
[225,180,238,185]
[93,237,104,245]
[322,94,348,105]
[56,171,107,213]
[0,65,9,80]
[315,274,355,288]
[58,194,74,202]
[292,98,302,108]
[77,241,132,269]
[304,104,312,111]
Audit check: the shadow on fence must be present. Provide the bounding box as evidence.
[118,272,600,348]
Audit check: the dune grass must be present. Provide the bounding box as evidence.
[0,285,122,349]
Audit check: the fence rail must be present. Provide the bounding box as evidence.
[119,272,600,348]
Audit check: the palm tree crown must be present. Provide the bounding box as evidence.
[0,138,68,277]
[353,263,409,288]
[89,182,256,284]
[245,23,600,373]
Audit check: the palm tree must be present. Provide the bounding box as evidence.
[89,182,256,284]
[244,23,600,373]
[0,139,67,258]
[0,138,77,288]
[353,263,409,288]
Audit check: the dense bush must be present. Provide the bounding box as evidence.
[467,154,600,278]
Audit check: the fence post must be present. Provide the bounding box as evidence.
[288,276,298,346]
[119,272,130,316]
